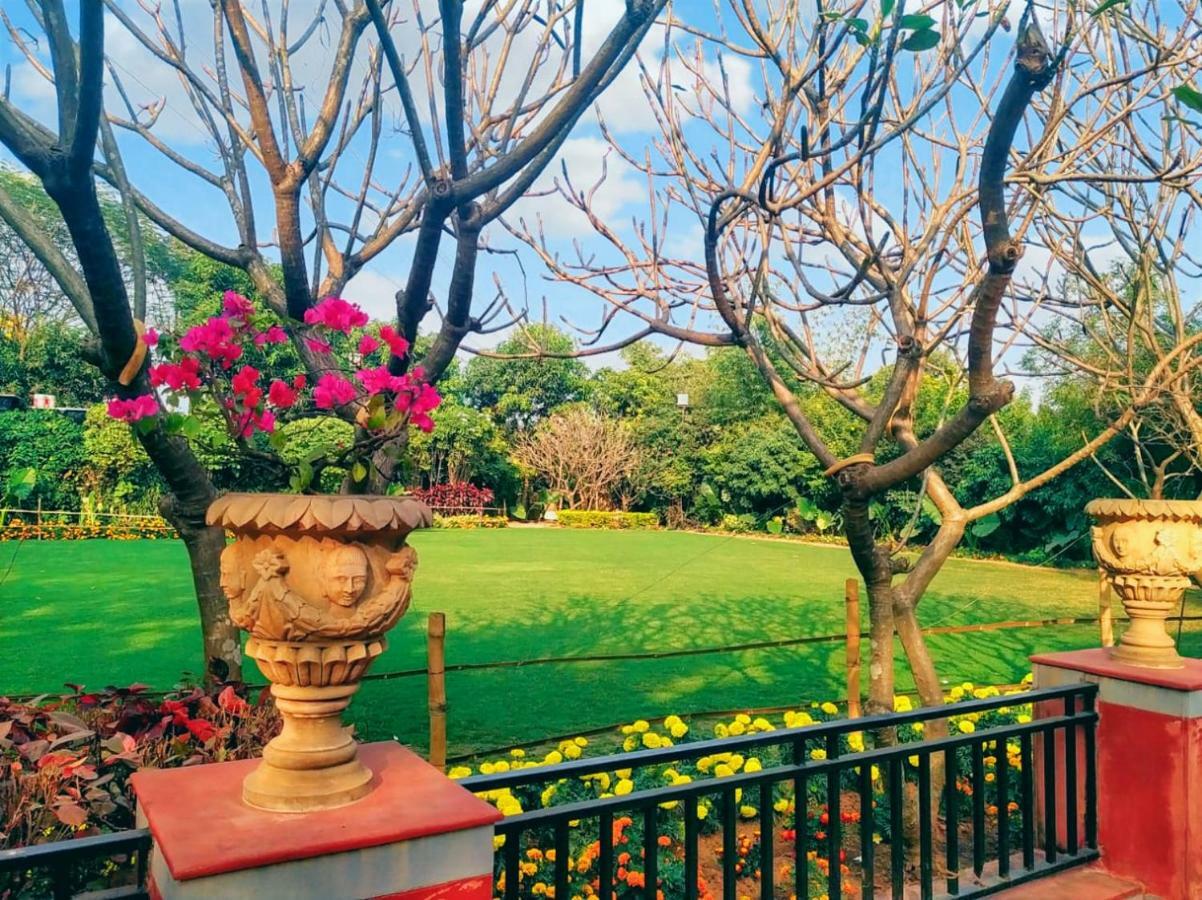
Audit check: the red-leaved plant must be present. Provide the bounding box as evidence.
[1,683,278,854]
[411,483,495,512]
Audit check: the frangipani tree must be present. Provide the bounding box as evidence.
[509,0,1202,713]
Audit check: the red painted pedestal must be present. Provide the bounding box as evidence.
[1032,648,1202,899]
[131,742,501,900]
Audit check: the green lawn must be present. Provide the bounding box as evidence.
[3,530,1197,756]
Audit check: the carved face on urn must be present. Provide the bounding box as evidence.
[220,552,244,603]
[323,544,369,607]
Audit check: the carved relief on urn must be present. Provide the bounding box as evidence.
[208,492,431,812]
[1087,498,1202,668]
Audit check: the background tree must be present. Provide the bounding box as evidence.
[514,406,643,510]
[462,325,591,431]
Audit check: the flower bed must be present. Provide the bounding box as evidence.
[453,679,1035,899]
[433,514,509,529]
[0,518,177,541]
[556,510,659,530]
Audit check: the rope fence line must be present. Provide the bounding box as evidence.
[8,611,1199,702]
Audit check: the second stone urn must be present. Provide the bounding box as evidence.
[208,492,431,812]
[1087,498,1202,669]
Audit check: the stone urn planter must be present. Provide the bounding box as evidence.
[1087,498,1202,668]
[207,492,431,812]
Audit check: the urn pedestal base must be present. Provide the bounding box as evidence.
[132,742,502,900]
[1108,575,1185,669]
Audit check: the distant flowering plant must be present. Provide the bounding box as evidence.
[106,292,441,489]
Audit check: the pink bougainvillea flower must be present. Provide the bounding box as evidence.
[253,325,288,348]
[222,290,256,321]
[106,394,159,423]
[379,325,410,358]
[292,373,307,391]
[303,297,369,334]
[304,335,333,354]
[267,379,298,408]
[394,378,441,432]
[149,357,202,392]
[143,327,159,347]
[354,365,402,396]
[358,333,380,355]
[180,316,242,369]
[231,365,263,408]
[313,373,357,409]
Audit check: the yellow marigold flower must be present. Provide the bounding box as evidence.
[728,754,745,771]
[480,762,496,775]
[621,725,634,735]
[493,760,511,773]
[595,772,611,790]
[912,722,925,733]
[448,766,472,779]
[810,748,827,761]
[774,797,791,813]
[1021,673,1034,685]
[664,714,682,728]
[622,736,637,752]
[574,737,588,747]
[616,768,632,779]
[753,717,773,732]
[521,862,538,876]
[985,772,996,783]
[532,883,547,896]
[958,720,976,734]
[660,737,673,747]
[511,748,526,758]
[949,687,965,701]
[744,757,762,774]
[1017,714,1032,724]
[494,835,506,849]
[697,756,713,773]
[697,801,710,819]
[546,849,556,862]
[663,768,679,781]
[714,723,729,738]
[544,750,564,765]
[541,785,557,806]
[740,805,758,819]
[659,800,679,810]
[847,732,865,753]
[642,732,661,749]
[563,744,582,760]
[908,755,920,767]
[614,778,634,796]
[820,702,838,715]
[736,713,751,725]
[670,722,689,738]
[672,774,693,786]
[714,763,734,778]
[894,695,913,712]
[728,721,747,736]
[633,720,650,733]
[871,765,881,782]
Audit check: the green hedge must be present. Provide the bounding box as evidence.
[556,510,658,530]
[433,514,508,529]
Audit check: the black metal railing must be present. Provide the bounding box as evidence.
[464,684,1098,900]
[0,828,151,899]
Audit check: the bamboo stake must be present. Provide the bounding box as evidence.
[427,612,448,771]
[845,578,862,718]
[1098,571,1115,647]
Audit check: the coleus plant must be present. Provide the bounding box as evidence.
[106,292,441,491]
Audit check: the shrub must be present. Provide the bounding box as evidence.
[413,482,496,512]
[432,514,508,529]
[720,513,757,533]
[556,510,658,529]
